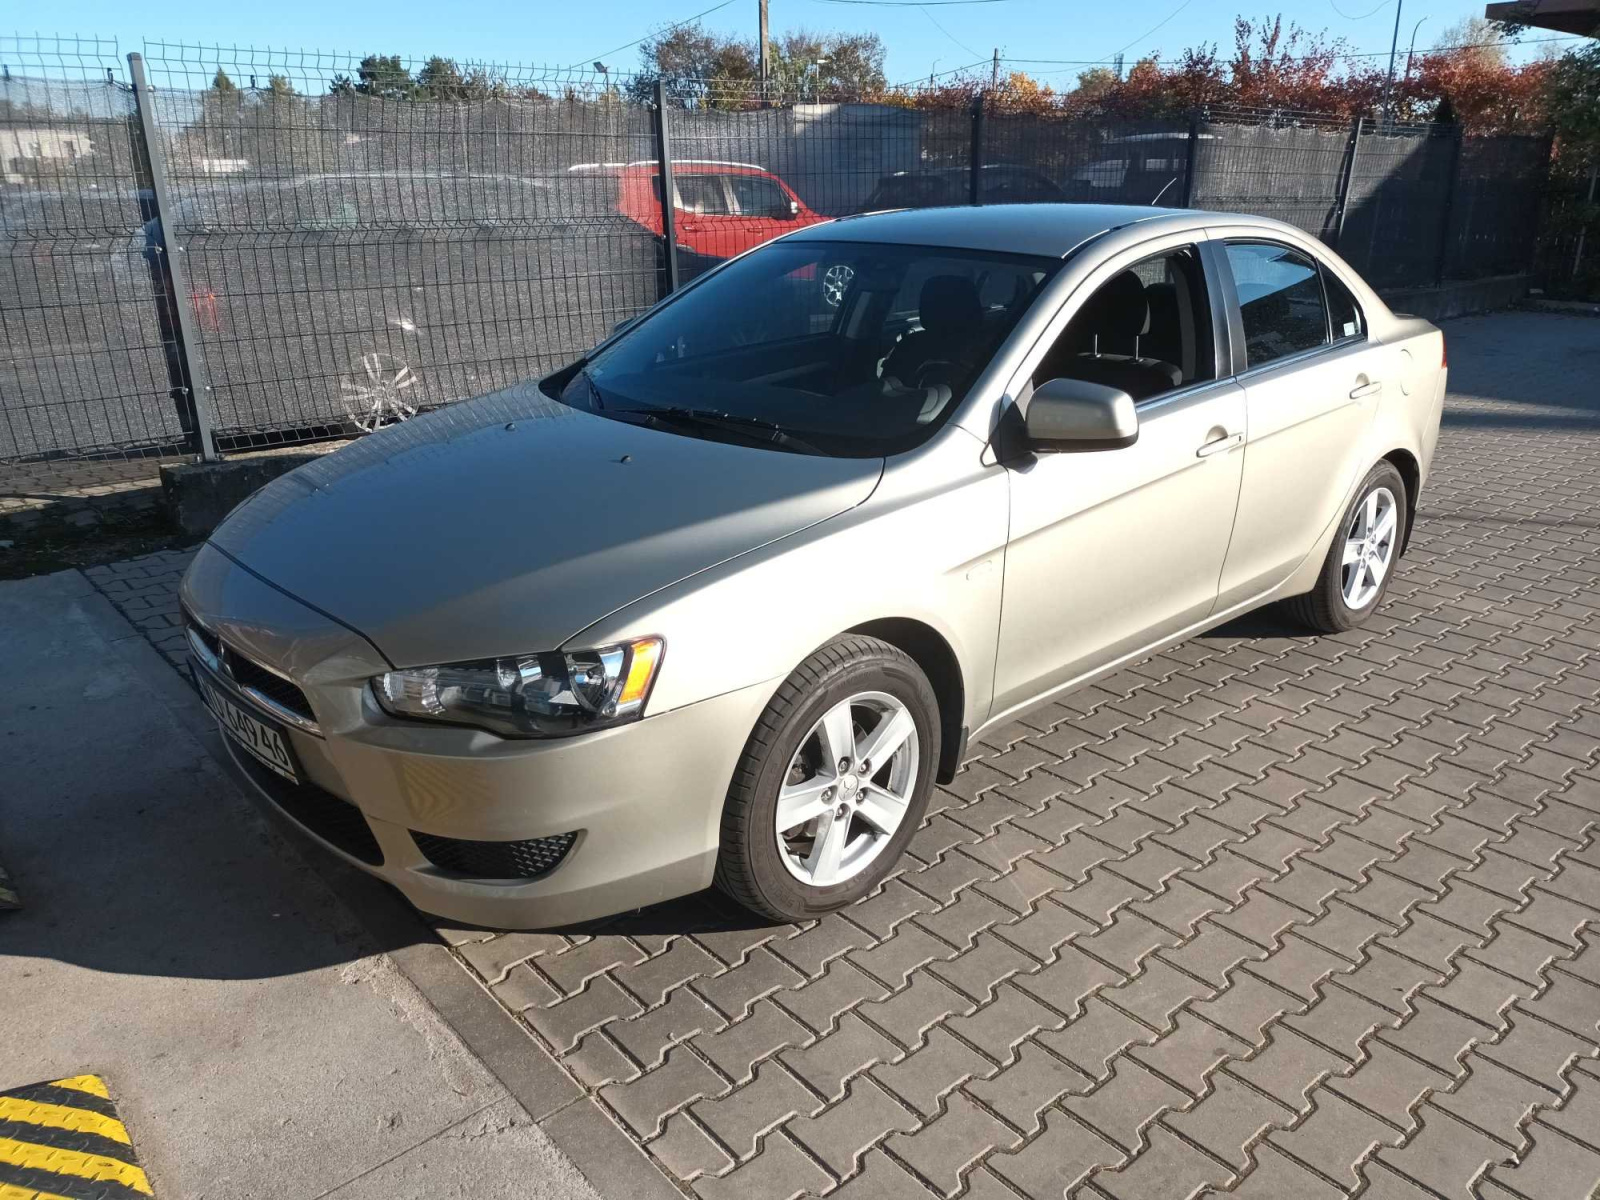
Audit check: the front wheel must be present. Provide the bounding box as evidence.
[715,636,939,923]
[1284,460,1407,633]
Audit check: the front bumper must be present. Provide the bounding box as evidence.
[182,543,774,928]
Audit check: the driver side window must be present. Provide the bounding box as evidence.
[1032,246,1214,403]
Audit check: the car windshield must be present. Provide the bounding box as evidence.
[558,239,1060,457]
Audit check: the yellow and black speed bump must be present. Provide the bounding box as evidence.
[0,1075,152,1198]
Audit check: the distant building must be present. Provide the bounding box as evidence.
[1,127,94,184]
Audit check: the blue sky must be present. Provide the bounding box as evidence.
[25,0,1575,85]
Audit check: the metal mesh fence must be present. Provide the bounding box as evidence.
[1,36,190,462]
[138,43,660,447]
[0,39,1559,468]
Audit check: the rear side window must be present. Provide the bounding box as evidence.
[1224,242,1328,368]
[675,176,730,215]
[729,175,790,218]
[1323,267,1365,341]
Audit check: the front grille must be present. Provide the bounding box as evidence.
[411,830,577,880]
[226,653,315,723]
[232,750,384,865]
[184,610,317,728]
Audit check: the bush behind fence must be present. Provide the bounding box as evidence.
[0,36,1556,465]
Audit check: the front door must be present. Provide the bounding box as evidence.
[990,240,1246,721]
[1211,239,1384,608]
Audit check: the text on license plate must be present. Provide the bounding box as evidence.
[198,672,299,783]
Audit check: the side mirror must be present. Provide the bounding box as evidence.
[789,199,800,216]
[611,315,639,336]
[1024,377,1138,452]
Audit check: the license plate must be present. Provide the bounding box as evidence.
[196,668,300,783]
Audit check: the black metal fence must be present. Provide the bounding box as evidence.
[0,36,1556,468]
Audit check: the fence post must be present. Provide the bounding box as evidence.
[1332,116,1363,252]
[1433,127,1464,287]
[652,79,680,299]
[127,52,218,462]
[1181,110,1202,207]
[969,91,986,207]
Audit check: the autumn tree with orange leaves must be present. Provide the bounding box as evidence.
[885,14,1559,135]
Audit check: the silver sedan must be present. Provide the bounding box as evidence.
[180,204,1446,927]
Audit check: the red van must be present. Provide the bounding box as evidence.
[573,160,829,282]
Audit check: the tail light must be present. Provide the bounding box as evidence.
[1439,333,1447,369]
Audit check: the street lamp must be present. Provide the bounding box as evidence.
[1403,17,1428,87]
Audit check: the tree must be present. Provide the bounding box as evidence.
[1432,16,1507,70]
[417,56,466,99]
[629,21,885,106]
[329,54,414,99]
[1545,43,1600,153]
[266,73,295,98]
[211,68,238,96]
[629,22,755,102]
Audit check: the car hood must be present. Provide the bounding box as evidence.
[208,381,882,668]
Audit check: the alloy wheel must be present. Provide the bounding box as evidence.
[775,690,918,887]
[822,263,855,307]
[342,352,418,432]
[1341,486,1398,609]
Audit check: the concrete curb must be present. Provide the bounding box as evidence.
[87,571,681,1200]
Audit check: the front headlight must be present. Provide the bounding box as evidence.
[372,636,663,738]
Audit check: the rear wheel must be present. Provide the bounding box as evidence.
[715,636,938,922]
[1285,460,1406,633]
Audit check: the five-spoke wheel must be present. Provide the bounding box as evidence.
[775,691,918,888]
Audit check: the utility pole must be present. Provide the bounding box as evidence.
[1379,0,1404,129]
[1112,52,1124,81]
[759,0,770,87]
[990,48,1000,90]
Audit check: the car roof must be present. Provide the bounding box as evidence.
[878,164,1047,180]
[784,203,1194,257]
[568,160,774,176]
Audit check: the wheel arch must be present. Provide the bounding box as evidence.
[1382,447,1421,554]
[846,617,966,783]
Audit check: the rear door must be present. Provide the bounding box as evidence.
[672,174,737,261]
[1212,237,1384,608]
[726,172,807,251]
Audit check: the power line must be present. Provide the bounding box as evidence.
[917,4,985,58]
[1328,0,1395,20]
[896,54,990,85]
[569,0,741,71]
[1110,0,1194,60]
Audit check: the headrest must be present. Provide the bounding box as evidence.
[1077,270,1150,341]
[919,275,983,337]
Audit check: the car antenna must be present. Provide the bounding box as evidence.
[1150,177,1179,206]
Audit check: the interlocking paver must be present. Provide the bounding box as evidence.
[690,1061,823,1161]
[885,1092,1020,1197]
[101,313,1600,1196]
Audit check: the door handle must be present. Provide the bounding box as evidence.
[1349,380,1383,399]
[1196,431,1244,458]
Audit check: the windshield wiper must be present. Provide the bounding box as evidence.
[612,406,824,455]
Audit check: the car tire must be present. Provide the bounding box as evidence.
[1284,460,1407,634]
[714,635,939,923]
